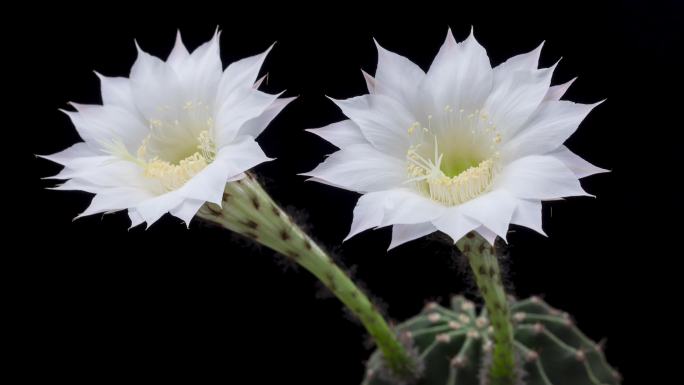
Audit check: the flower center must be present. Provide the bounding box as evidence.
[137,129,216,191]
[406,106,502,206]
[105,100,217,192]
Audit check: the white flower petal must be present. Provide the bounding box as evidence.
[77,187,153,219]
[547,145,608,178]
[238,96,296,138]
[544,77,576,101]
[129,43,184,121]
[44,157,113,181]
[95,72,137,113]
[135,192,185,227]
[485,64,556,137]
[424,28,493,113]
[48,157,162,195]
[306,120,368,149]
[345,192,387,241]
[510,199,546,236]
[378,189,446,226]
[39,142,100,167]
[495,155,590,200]
[166,31,190,73]
[345,189,443,241]
[331,94,414,157]
[389,222,437,250]
[362,70,376,93]
[177,136,271,204]
[458,190,518,241]
[175,31,223,103]
[51,179,103,194]
[373,40,426,111]
[170,198,205,227]
[253,74,268,89]
[431,210,480,244]
[493,42,544,84]
[128,209,145,228]
[62,104,148,149]
[474,226,498,245]
[216,44,273,103]
[502,100,602,160]
[215,90,282,147]
[302,144,406,193]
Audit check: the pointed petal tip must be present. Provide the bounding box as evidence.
[372,38,390,54]
[342,231,357,243]
[445,27,457,45]
[387,241,402,251]
[554,57,563,67]
[40,172,60,180]
[325,94,341,104]
[260,41,276,56]
[73,210,91,221]
[58,107,77,117]
[133,39,143,54]
[128,222,144,231]
[545,57,562,72]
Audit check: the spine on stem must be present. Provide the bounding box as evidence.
[196,173,419,382]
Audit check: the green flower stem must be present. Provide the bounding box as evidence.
[456,232,516,385]
[197,174,418,381]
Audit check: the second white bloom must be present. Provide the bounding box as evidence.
[305,29,606,249]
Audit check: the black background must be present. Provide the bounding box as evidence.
[20,2,681,384]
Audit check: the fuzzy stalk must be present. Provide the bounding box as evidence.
[196,173,418,381]
[456,232,516,385]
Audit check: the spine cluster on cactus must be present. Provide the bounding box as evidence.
[196,174,420,381]
[363,295,621,385]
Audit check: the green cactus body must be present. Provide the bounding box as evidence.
[363,295,621,385]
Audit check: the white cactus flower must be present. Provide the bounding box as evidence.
[305,29,606,249]
[43,31,294,227]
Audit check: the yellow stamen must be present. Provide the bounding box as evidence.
[136,129,216,191]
